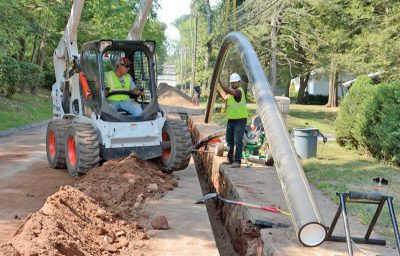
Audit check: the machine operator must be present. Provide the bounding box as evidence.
[105,57,144,116]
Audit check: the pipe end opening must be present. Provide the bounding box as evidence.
[299,223,326,247]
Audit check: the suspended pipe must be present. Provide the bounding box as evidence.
[205,31,326,247]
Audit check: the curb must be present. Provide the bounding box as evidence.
[0,119,51,137]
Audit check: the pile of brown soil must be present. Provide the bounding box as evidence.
[0,153,179,255]
[157,83,201,109]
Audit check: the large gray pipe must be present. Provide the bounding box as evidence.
[205,32,326,247]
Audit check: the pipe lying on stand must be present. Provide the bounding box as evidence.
[205,31,327,247]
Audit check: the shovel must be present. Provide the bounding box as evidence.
[195,193,291,216]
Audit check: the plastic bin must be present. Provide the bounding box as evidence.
[293,128,318,159]
[275,96,290,124]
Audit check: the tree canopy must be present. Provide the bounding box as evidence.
[0,0,168,97]
[172,0,400,106]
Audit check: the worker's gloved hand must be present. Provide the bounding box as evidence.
[138,87,144,96]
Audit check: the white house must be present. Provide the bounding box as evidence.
[291,70,358,97]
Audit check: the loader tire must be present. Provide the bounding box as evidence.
[46,120,70,169]
[160,119,192,172]
[65,123,100,176]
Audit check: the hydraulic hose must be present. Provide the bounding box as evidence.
[205,31,326,247]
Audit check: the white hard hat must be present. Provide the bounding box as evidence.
[230,73,241,83]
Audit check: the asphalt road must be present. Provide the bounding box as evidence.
[158,63,177,87]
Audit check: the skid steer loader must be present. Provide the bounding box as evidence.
[46,0,192,176]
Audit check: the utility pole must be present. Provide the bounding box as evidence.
[180,48,184,90]
[269,11,277,95]
[190,11,198,97]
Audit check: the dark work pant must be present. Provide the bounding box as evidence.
[226,120,246,163]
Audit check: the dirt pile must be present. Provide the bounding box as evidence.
[0,153,179,256]
[157,83,201,109]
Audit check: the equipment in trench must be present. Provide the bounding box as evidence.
[195,193,291,216]
[325,191,400,256]
[45,0,192,176]
[214,115,274,167]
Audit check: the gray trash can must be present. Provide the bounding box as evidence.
[293,128,318,159]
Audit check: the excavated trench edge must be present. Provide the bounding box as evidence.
[187,116,264,256]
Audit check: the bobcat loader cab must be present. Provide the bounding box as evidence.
[46,0,192,176]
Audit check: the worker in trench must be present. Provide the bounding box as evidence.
[217,73,248,168]
[105,57,144,116]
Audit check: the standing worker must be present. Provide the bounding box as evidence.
[217,73,248,168]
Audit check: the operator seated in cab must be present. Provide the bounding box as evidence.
[105,57,144,116]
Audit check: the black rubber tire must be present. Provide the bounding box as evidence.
[46,120,70,169]
[264,143,274,166]
[215,142,224,156]
[65,123,100,176]
[160,119,192,172]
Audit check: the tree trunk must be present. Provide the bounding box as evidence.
[326,60,338,107]
[285,79,290,97]
[296,72,310,104]
[37,21,49,68]
[18,85,27,94]
[269,12,278,95]
[190,15,198,97]
[18,38,27,61]
[202,0,212,97]
[184,50,187,92]
[30,26,40,63]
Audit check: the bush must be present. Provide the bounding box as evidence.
[335,75,400,165]
[367,80,400,164]
[303,94,328,105]
[0,55,22,98]
[19,62,44,93]
[0,56,45,97]
[43,72,56,90]
[334,75,375,149]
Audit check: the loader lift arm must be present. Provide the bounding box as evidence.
[53,0,154,84]
[53,0,84,84]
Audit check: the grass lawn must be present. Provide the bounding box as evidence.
[0,88,52,130]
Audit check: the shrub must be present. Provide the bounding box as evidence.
[43,72,56,90]
[303,94,328,105]
[0,56,22,98]
[19,62,44,94]
[336,76,400,165]
[334,75,375,149]
[367,80,400,164]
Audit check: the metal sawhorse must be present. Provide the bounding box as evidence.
[325,191,400,255]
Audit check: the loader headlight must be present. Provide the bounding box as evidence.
[144,41,156,53]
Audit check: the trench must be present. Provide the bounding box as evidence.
[187,115,267,256]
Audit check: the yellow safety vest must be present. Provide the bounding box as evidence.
[227,87,248,120]
[105,71,131,101]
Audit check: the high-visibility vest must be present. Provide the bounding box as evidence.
[227,87,248,120]
[105,71,131,101]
